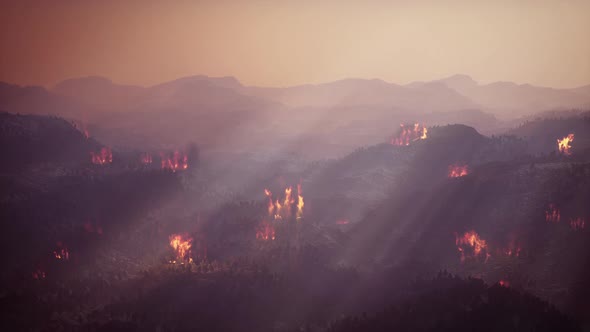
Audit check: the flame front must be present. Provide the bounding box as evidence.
[256,220,276,241]
[91,147,113,165]
[161,151,189,172]
[448,164,469,178]
[390,123,428,146]
[557,134,574,155]
[53,242,70,261]
[169,233,193,263]
[264,184,304,221]
[455,230,489,262]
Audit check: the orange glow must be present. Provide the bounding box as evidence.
[570,217,585,231]
[53,242,70,261]
[140,152,153,164]
[545,204,560,223]
[169,233,193,263]
[264,184,304,221]
[557,134,574,155]
[161,151,188,172]
[455,230,489,263]
[390,123,428,146]
[256,220,276,241]
[91,147,113,165]
[448,164,469,178]
[498,280,510,287]
[296,184,304,220]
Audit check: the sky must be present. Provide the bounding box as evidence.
[1,0,589,89]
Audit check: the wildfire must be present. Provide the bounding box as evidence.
[161,151,188,172]
[264,184,304,221]
[390,123,428,146]
[140,152,153,164]
[545,204,560,223]
[335,219,350,225]
[32,269,46,280]
[455,230,489,262]
[557,134,574,155]
[448,164,469,178]
[256,221,276,241]
[91,147,113,165]
[498,280,510,288]
[169,233,193,263]
[53,242,70,261]
[570,217,585,231]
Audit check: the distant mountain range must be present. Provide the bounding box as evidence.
[1,74,589,119]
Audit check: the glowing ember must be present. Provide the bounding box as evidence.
[498,280,510,288]
[264,184,304,221]
[296,184,304,220]
[455,230,489,263]
[256,221,276,241]
[91,147,113,165]
[140,152,153,164]
[448,164,469,178]
[557,134,574,155]
[390,123,428,146]
[545,204,560,223]
[169,233,193,263]
[161,151,188,172]
[53,242,70,261]
[570,217,585,231]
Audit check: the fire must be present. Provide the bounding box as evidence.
[296,184,304,219]
[545,204,560,223]
[390,123,428,146]
[570,217,585,231]
[161,151,188,172]
[448,164,469,178]
[455,230,489,262]
[335,219,350,225]
[498,280,510,288]
[32,269,46,280]
[557,134,574,155]
[91,147,113,165]
[53,242,70,261]
[264,184,304,221]
[256,221,276,241]
[169,233,193,263]
[140,152,153,164]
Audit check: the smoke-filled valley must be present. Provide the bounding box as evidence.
[1,71,590,331]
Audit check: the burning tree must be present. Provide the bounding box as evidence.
[390,123,428,146]
[557,134,574,155]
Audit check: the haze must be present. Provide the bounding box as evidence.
[1,0,589,89]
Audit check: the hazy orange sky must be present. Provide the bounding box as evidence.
[1,0,589,88]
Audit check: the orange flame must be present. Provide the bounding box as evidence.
[91,147,113,165]
[570,217,585,231]
[545,204,560,223]
[161,151,188,172]
[169,233,193,263]
[455,230,489,263]
[557,134,574,155]
[53,242,70,261]
[264,184,304,221]
[448,164,469,178]
[256,220,276,241]
[498,280,510,288]
[390,123,428,146]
